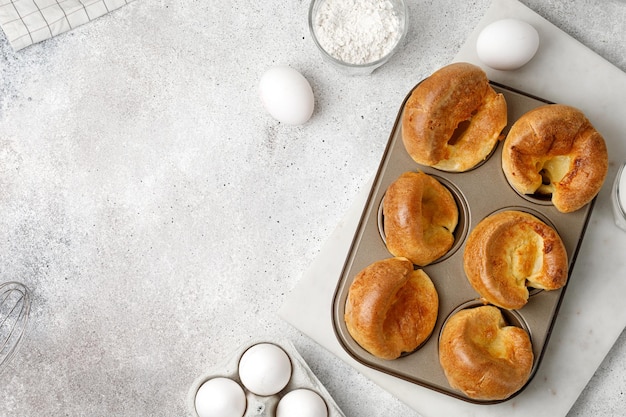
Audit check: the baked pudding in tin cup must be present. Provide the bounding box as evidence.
[344,257,439,360]
[401,62,508,172]
[463,209,568,310]
[309,0,408,75]
[380,171,460,267]
[501,104,608,213]
[439,303,534,401]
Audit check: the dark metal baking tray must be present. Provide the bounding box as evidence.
[331,81,595,404]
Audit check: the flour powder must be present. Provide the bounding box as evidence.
[314,0,403,65]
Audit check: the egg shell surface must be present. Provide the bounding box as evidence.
[259,66,315,125]
[276,389,329,417]
[195,377,247,417]
[238,343,293,396]
[476,18,539,70]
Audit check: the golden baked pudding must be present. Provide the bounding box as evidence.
[502,104,608,213]
[383,171,458,266]
[439,305,534,401]
[463,210,568,310]
[344,257,439,360]
[402,62,507,172]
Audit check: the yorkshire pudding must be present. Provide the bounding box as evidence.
[344,257,439,360]
[383,171,458,266]
[463,210,568,310]
[439,305,534,401]
[402,62,507,172]
[502,104,608,213]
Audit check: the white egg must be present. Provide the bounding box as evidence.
[276,389,328,417]
[259,66,315,125]
[476,18,540,70]
[194,377,246,417]
[238,343,292,396]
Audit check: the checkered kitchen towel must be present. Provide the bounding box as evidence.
[0,0,133,51]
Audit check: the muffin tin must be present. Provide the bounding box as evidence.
[187,339,346,417]
[331,81,596,404]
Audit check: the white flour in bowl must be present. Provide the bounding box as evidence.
[313,0,403,65]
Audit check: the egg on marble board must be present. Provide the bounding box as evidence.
[238,343,293,396]
[476,18,540,70]
[259,66,315,125]
[276,389,328,417]
[194,377,247,417]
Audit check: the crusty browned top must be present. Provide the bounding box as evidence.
[383,171,458,266]
[344,257,439,360]
[439,305,534,401]
[401,62,507,172]
[502,104,608,213]
[463,210,568,310]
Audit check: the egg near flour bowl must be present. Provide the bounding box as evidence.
[259,66,315,125]
[476,18,540,70]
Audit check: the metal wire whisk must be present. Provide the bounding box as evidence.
[0,281,31,373]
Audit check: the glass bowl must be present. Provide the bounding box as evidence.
[309,0,409,76]
[612,162,626,231]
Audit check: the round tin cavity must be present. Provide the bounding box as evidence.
[485,206,558,234]
[439,299,532,345]
[502,169,555,207]
[377,175,469,265]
